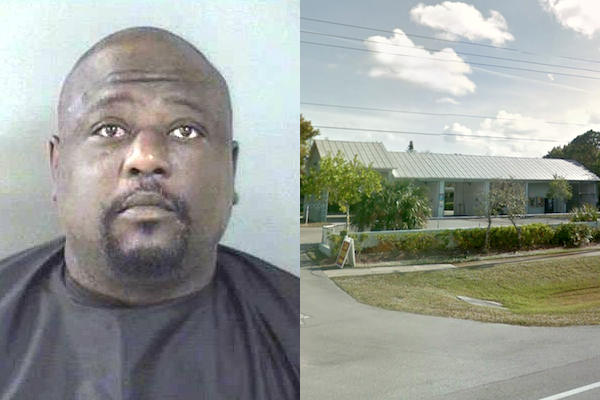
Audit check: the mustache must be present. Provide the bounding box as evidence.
[102,179,190,225]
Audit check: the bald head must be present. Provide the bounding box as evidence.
[51,27,238,302]
[58,27,231,136]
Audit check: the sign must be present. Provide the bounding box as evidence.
[336,236,355,268]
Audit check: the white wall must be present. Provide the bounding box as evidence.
[454,182,488,216]
[0,0,299,274]
[527,182,549,214]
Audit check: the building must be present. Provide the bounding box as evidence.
[305,139,600,222]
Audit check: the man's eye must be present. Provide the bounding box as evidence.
[169,125,200,139]
[94,124,127,138]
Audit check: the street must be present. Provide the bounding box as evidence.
[300,228,600,399]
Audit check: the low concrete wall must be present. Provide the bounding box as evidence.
[319,220,600,256]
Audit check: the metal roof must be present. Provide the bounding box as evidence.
[312,139,600,182]
[314,139,396,170]
[388,152,600,181]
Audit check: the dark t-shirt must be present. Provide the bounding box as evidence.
[0,238,299,399]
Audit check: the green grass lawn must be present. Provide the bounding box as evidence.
[333,255,600,326]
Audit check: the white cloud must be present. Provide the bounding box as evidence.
[480,110,550,135]
[540,0,600,38]
[365,29,476,96]
[547,73,555,81]
[436,97,460,105]
[443,110,569,156]
[446,122,472,135]
[564,103,600,127]
[410,2,514,45]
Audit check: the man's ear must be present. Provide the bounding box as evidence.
[232,140,239,205]
[48,135,60,202]
[232,140,239,177]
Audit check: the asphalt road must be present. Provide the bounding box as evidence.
[300,255,600,399]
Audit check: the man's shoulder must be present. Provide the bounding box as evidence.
[216,245,298,309]
[215,245,299,381]
[0,238,65,285]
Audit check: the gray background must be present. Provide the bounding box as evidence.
[0,0,299,275]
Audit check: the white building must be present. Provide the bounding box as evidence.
[305,139,600,222]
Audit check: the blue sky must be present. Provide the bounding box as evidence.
[301,0,600,157]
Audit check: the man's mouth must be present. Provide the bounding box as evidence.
[116,192,177,221]
[118,192,175,213]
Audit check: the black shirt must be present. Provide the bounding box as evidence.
[0,238,299,399]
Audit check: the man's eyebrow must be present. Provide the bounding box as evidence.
[163,96,205,115]
[85,93,137,113]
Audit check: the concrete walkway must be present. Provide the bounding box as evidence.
[324,263,455,277]
[320,247,600,278]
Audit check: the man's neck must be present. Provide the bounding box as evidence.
[63,240,217,306]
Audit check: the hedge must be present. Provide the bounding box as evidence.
[328,222,598,260]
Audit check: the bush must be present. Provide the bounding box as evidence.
[343,222,595,260]
[452,229,486,254]
[489,226,519,252]
[353,180,431,231]
[369,231,451,257]
[327,231,346,257]
[348,233,369,260]
[520,223,555,249]
[570,204,599,222]
[395,232,450,256]
[592,228,600,243]
[553,223,592,247]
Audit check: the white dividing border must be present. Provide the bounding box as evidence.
[538,381,600,400]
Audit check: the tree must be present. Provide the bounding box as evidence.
[476,180,527,252]
[494,180,527,247]
[547,175,572,213]
[475,185,502,253]
[300,114,319,174]
[303,152,382,230]
[545,130,600,177]
[353,180,431,231]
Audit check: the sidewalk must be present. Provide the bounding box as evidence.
[319,246,600,278]
[324,263,455,277]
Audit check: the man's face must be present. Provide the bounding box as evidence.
[52,39,235,281]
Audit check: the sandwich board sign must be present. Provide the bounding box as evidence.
[336,236,355,268]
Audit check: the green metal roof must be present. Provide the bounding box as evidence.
[313,139,600,182]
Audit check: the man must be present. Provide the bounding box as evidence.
[0,27,298,399]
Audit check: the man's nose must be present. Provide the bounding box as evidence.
[122,130,170,178]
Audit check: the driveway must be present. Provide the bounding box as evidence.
[301,253,600,399]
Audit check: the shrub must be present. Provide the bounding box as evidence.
[520,223,555,249]
[553,223,592,247]
[348,233,369,260]
[327,231,345,257]
[452,229,486,254]
[353,180,431,231]
[592,228,600,243]
[570,204,599,222]
[369,235,398,254]
[489,226,519,252]
[367,231,451,258]
[395,232,441,257]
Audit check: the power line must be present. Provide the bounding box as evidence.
[301,40,600,82]
[301,30,600,75]
[301,16,517,52]
[301,16,600,65]
[302,102,589,127]
[313,125,561,143]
